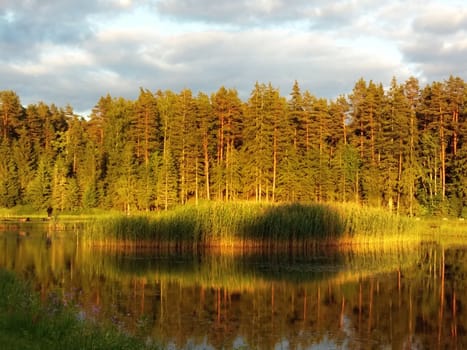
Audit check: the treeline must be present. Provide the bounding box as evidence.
[1,76,466,216]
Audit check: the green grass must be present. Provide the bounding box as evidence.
[0,269,161,350]
[0,206,121,221]
[80,202,422,249]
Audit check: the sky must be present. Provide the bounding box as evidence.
[1,0,467,116]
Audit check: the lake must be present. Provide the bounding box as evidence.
[0,221,465,349]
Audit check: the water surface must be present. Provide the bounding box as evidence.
[0,222,465,349]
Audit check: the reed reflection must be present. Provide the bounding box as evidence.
[0,226,466,349]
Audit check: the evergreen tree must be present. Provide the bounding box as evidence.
[242,83,279,201]
[195,92,216,201]
[131,88,160,166]
[211,87,243,200]
[444,76,466,215]
[111,144,137,214]
[283,81,307,200]
[156,90,181,209]
[66,177,81,210]
[51,156,69,212]
[3,77,467,216]
[404,76,422,215]
[349,79,384,205]
[276,146,301,202]
[288,80,306,151]
[26,155,52,210]
[328,96,351,202]
[0,142,20,207]
[11,128,36,203]
[91,96,133,208]
[174,89,197,204]
[64,113,87,175]
[156,146,178,210]
[309,96,333,202]
[381,77,411,212]
[418,82,449,213]
[0,90,24,142]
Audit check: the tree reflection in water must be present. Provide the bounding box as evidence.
[1,225,466,349]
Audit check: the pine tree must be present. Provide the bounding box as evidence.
[156,146,178,210]
[381,77,411,212]
[349,79,384,205]
[309,96,333,201]
[444,76,466,215]
[131,88,160,167]
[194,92,216,201]
[242,83,276,201]
[64,113,87,175]
[211,87,243,200]
[404,76,421,215]
[328,96,351,202]
[87,95,112,150]
[0,90,24,142]
[92,96,134,209]
[156,90,181,209]
[174,89,197,204]
[418,82,449,213]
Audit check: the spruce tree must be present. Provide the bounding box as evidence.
[0,142,20,207]
[26,155,52,210]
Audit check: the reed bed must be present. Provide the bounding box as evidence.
[81,202,422,250]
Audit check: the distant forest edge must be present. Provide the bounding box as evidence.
[1,76,466,217]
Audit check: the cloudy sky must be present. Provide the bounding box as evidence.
[1,0,467,115]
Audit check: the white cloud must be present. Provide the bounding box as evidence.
[0,0,466,114]
[413,6,467,34]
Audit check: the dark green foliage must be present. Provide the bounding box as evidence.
[0,144,21,207]
[25,156,52,210]
[1,75,467,216]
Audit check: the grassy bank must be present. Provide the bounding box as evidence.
[0,269,160,350]
[81,202,419,250]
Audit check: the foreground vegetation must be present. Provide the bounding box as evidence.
[0,270,160,350]
[81,202,418,250]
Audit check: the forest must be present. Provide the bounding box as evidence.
[0,76,466,217]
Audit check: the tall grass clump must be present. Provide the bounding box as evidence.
[82,202,260,249]
[0,269,160,350]
[83,202,344,249]
[81,201,423,250]
[243,203,344,242]
[335,203,420,244]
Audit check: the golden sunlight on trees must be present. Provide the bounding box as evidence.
[1,76,467,216]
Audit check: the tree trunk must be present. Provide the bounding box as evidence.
[203,131,210,200]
